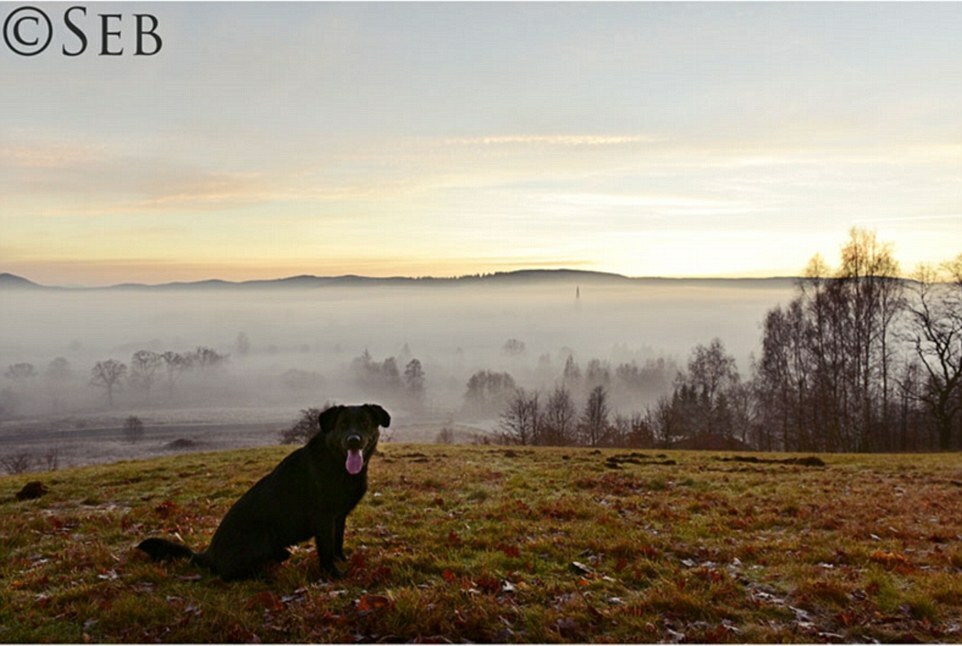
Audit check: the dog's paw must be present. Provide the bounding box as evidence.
[319,562,344,580]
[323,567,344,581]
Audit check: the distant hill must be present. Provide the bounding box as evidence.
[0,269,799,291]
[455,269,633,284]
[0,273,45,290]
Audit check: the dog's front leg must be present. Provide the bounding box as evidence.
[334,514,347,562]
[315,517,342,579]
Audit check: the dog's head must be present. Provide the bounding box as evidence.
[316,404,390,475]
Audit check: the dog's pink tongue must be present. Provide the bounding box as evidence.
[346,449,364,475]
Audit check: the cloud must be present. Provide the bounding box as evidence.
[533,192,760,217]
[1,142,106,169]
[853,214,962,224]
[441,134,660,147]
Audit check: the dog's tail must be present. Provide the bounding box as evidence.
[137,537,198,562]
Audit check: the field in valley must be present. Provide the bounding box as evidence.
[1,444,961,643]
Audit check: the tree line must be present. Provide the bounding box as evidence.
[350,350,425,408]
[754,230,961,452]
[2,347,229,415]
[493,230,961,453]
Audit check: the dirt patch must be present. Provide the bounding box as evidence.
[715,455,826,467]
[391,451,433,464]
[164,438,200,451]
[605,453,678,468]
[15,481,48,501]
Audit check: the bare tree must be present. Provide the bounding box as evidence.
[352,350,402,395]
[44,357,73,412]
[613,358,677,403]
[130,350,163,402]
[579,385,611,447]
[0,452,33,475]
[499,388,540,446]
[905,259,962,450]
[4,364,38,413]
[755,229,908,452]
[123,415,145,443]
[646,394,678,448]
[542,385,577,445]
[685,338,739,436]
[585,359,611,391]
[895,361,927,451]
[161,351,190,398]
[435,425,455,444]
[464,370,517,415]
[837,228,903,450]
[403,358,426,405]
[191,346,228,370]
[5,363,36,381]
[612,412,654,448]
[90,359,126,407]
[42,447,60,471]
[754,303,805,451]
[562,355,581,389]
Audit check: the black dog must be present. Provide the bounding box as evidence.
[137,404,389,581]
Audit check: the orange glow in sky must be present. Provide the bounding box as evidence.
[2,3,960,286]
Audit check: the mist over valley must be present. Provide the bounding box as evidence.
[0,271,795,467]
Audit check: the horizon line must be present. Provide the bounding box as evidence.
[0,268,806,290]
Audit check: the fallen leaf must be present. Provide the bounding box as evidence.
[869,550,909,569]
[499,543,521,558]
[355,594,393,614]
[476,574,501,594]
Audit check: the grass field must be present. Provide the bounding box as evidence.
[1,444,961,643]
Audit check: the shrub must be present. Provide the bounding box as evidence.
[123,416,145,443]
[1,452,33,475]
[279,406,325,445]
[436,426,455,444]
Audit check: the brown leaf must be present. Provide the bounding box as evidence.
[475,574,501,594]
[355,594,393,614]
[869,550,909,569]
[154,500,178,518]
[246,591,283,612]
[498,543,521,558]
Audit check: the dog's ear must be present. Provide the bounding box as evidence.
[364,404,391,428]
[318,405,343,433]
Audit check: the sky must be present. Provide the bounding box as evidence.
[2,2,961,286]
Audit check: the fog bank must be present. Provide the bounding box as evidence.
[0,278,795,444]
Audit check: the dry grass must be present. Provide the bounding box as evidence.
[1,444,961,642]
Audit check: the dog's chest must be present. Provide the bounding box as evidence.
[308,465,367,513]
